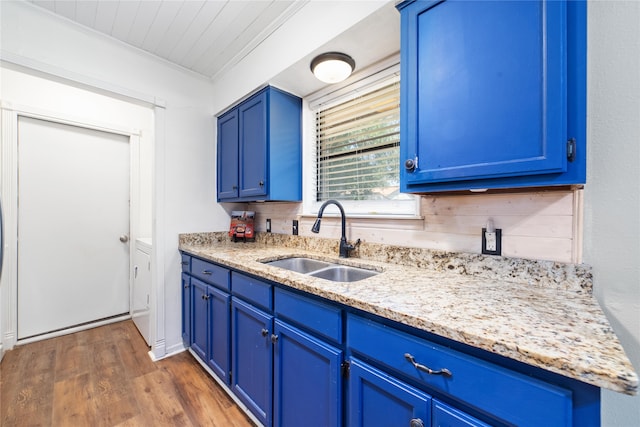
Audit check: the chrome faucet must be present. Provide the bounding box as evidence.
[311,200,360,258]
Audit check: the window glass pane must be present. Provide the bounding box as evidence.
[316,80,400,202]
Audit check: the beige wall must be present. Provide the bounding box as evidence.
[246,190,582,263]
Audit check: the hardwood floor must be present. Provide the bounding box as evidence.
[0,320,254,427]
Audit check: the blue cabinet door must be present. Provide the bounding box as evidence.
[348,358,431,427]
[231,297,274,427]
[181,273,191,346]
[191,278,209,361]
[273,319,342,427]
[432,399,491,427]
[217,108,239,200]
[216,86,302,202]
[207,286,231,384]
[239,91,267,198]
[399,0,586,192]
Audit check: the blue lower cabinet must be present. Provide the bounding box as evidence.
[273,319,342,427]
[231,297,274,427]
[349,357,431,427]
[181,256,599,427]
[207,286,230,383]
[181,272,191,346]
[191,278,209,361]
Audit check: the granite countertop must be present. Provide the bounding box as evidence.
[179,232,638,395]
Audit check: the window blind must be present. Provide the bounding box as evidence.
[315,80,400,201]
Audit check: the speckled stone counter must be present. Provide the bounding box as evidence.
[179,232,638,395]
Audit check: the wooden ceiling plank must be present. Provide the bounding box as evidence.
[54,0,76,21]
[93,0,119,35]
[155,0,206,59]
[141,0,185,53]
[201,1,296,77]
[75,0,98,28]
[167,0,227,65]
[111,1,141,41]
[192,0,272,75]
[179,0,246,70]
[126,1,162,47]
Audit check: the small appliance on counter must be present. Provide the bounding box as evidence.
[229,211,255,242]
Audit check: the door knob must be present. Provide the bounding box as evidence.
[119,235,129,243]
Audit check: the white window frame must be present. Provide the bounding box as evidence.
[302,57,419,218]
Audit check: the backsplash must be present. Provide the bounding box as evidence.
[179,231,593,294]
[241,190,583,264]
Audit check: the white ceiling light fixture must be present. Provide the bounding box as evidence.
[310,52,356,84]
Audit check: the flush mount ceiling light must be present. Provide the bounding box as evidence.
[310,52,356,84]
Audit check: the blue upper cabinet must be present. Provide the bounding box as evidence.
[217,86,302,202]
[397,0,586,193]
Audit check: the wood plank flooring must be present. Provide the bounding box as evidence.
[0,320,254,427]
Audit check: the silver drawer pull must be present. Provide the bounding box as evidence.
[202,270,212,275]
[404,353,452,377]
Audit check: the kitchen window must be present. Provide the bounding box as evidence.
[306,62,418,217]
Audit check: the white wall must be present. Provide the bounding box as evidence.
[584,1,640,425]
[0,0,227,357]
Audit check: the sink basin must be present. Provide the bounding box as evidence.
[263,257,379,282]
[308,265,378,282]
[264,257,332,274]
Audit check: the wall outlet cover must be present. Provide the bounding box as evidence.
[482,228,502,256]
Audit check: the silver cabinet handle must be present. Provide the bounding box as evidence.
[202,270,212,275]
[410,419,424,427]
[271,334,279,344]
[119,235,129,243]
[261,328,269,337]
[404,353,452,377]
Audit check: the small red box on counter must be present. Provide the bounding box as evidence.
[229,211,255,242]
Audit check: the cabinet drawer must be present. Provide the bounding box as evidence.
[180,253,191,273]
[347,314,572,427]
[274,288,342,343]
[191,257,229,291]
[232,272,272,311]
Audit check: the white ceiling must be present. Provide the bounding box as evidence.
[28,0,400,96]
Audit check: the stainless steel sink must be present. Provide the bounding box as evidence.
[263,257,379,282]
[264,257,332,274]
[308,265,378,282]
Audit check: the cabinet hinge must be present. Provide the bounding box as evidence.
[567,138,576,162]
[341,361,350,378]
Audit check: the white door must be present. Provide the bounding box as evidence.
[17,116,130,339]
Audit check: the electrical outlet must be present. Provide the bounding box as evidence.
[482,227,502,255]
[266,218,271,233]
[486,230,497,251]
[292,220,298,235]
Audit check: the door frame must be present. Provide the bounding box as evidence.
[0,102,140,349]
